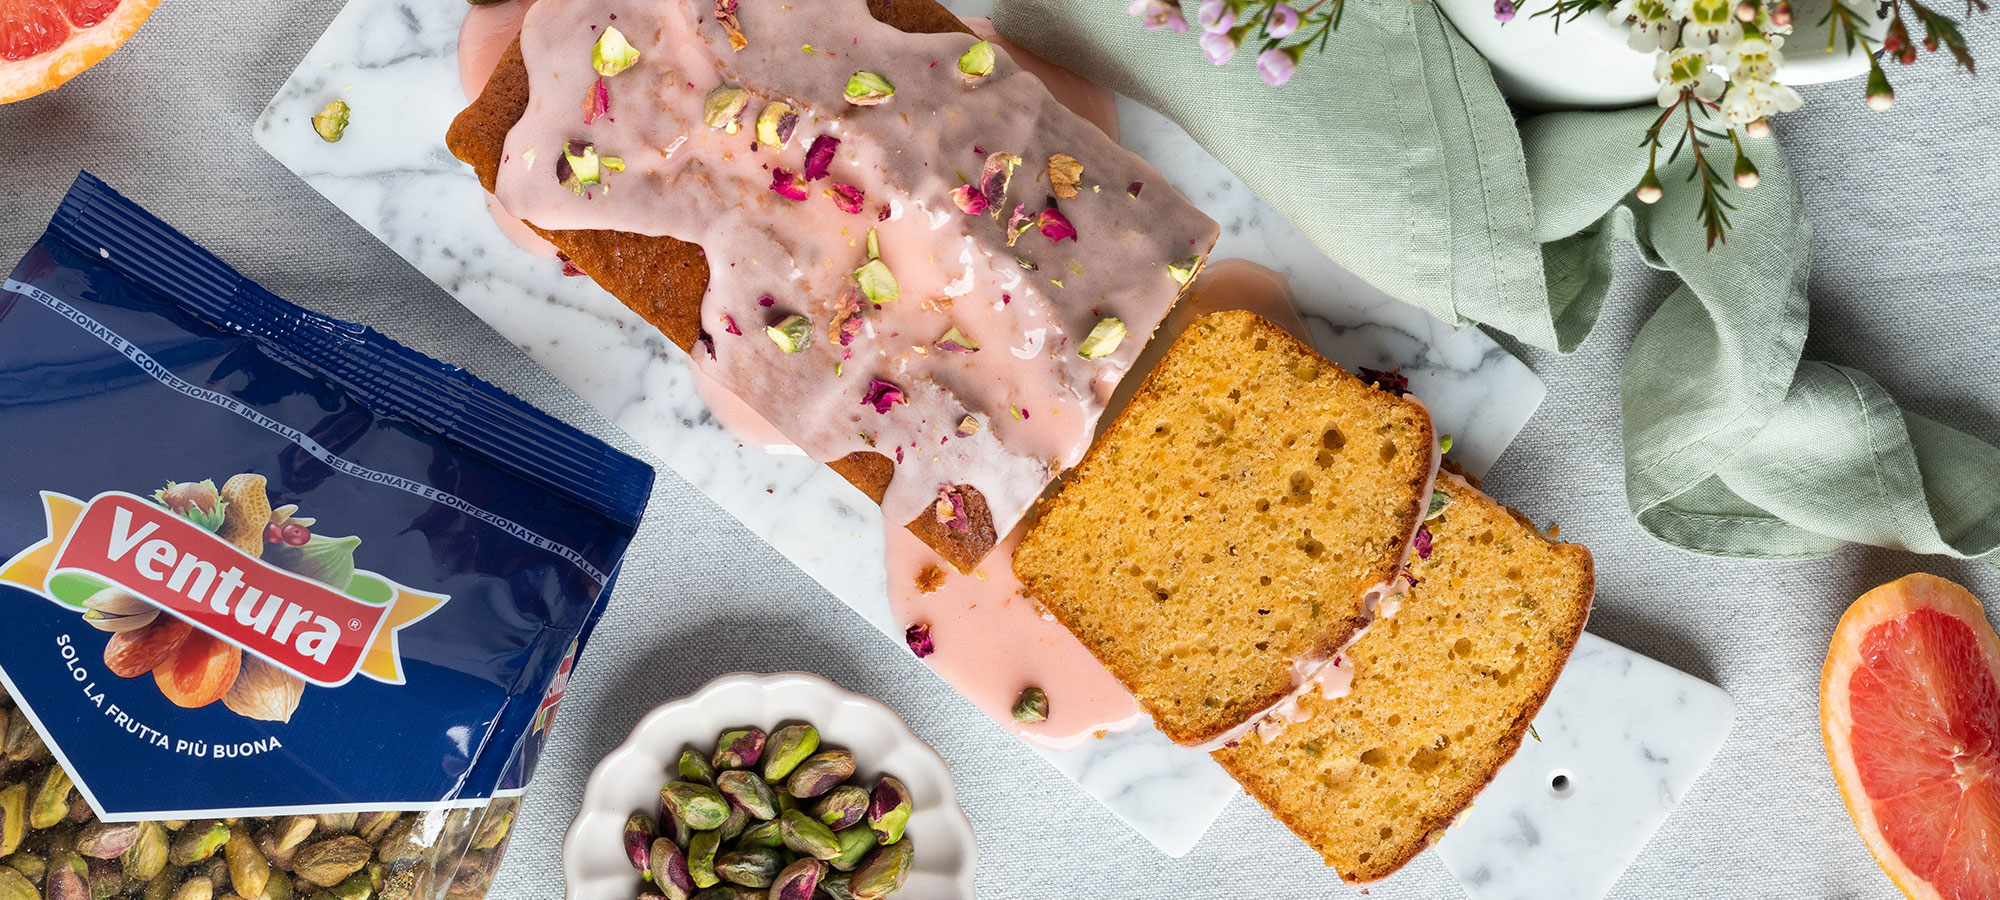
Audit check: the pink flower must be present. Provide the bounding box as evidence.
[1257,45,1302,86]
[1200,29,1239,65]
[1265,2,1301,37]
[1493,0,1517,21]
[1128,0,1189,32]
[803,135,839,181]
[770,168,808,201]
[1196,0,1235,31]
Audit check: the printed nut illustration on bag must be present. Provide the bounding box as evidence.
[4,473,446,722]
[0,176,654,900]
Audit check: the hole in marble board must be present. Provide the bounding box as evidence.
[1549,770,1575,799]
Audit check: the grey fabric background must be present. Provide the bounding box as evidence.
[2,4,1996,897]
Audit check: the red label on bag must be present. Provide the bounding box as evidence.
[52,493,391,686]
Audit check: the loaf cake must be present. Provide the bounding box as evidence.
[1012,311,1437,746]
[1212,472,1594,882]
[445,0,1218,573]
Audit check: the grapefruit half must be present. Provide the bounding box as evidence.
[0,0,161,104]
[1822,573,2000,900]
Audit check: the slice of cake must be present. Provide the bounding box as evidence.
[1012,310,1437,746]
[1212,472,1594,882]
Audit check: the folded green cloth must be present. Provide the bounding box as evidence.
[992,0,2000,564]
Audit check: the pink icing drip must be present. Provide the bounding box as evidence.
[495,0,1217,538]
[887,527,1144,749]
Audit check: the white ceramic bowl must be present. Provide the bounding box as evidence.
[1434,0,1872,109]
[563,672,977,900]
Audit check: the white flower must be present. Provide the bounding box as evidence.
[1719,76,1803,124]
[1724,37,1784,82]
[1610,0,1681,52]
[1676,0,1744,56]
[1653,48,1724,106]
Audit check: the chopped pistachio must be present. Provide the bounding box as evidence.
[957,41,996,79]
[865,229,881,260]
[702,85,751,132]
[755,101,798,149]
[602,156,625,172]
[853,259,898,304]
[558,140,602,194]
[954,415,981,437]
[1078,317,1126,359]
[767,315,812,353]
[311,100,350,143]
[935,327,979,353]
[1440,434,1454,455]
[842,71,894,106]
[591,26,641,76]
[1166,254,1203,285]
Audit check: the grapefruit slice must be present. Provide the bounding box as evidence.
[1822,573,2000,900]
[0,0,161,104]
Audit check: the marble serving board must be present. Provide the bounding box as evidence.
[251,0,1724,887]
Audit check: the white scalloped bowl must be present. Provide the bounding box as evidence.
[563,672,977,900]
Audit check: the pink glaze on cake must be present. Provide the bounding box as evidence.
[461,0,560,258]
[962,17,1119,142]
[887,526,1144,749]
[495,0,1217,545]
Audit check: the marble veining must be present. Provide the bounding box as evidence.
[248,0,1719,866]
[1437,634,1736,899]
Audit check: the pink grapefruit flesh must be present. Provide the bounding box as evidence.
[0,0,161,103]
[1822,573,2000,900]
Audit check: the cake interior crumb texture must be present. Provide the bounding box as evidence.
[1213,476,1594,882]
[1013,310,1436,746]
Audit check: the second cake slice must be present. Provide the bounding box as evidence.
[1013,311,1436,746]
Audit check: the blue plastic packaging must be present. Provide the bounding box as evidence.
[0,174,652,896]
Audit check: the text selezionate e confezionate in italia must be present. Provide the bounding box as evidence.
[56,634,285,759]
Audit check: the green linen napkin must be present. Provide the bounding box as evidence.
[991,0,2000,564]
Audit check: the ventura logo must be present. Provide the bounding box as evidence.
[2,492,446,688]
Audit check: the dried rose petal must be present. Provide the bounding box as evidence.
[936,485,970,532]
[583,76,611,125]
[558,253,585,277]
[716,0,746,50]
[829,287,866,346]
[1035,207,1077,242]
[826,182,866,214]
[696,329,716,360]
[861,379,904,414]
[905,623,935,657]
[770,168,808,201]
[1004,204,1034,247]
[803,135,840,181]
[721,314,742,336]
[1127,181,1144,197]
[935,326,979,353]
[977,151,1020,215]
[758,295,776,307]
[1358,367,1409,394]
[948,184,988,216]
[1413,525,1433,561]
[1048,153,1082,199]
[876,203,891,221]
